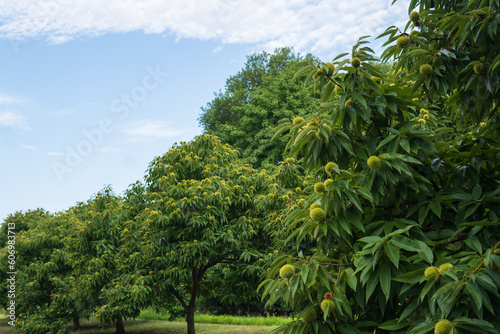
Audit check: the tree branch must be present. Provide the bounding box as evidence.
[289,256,353,267]
[169,286,188,310]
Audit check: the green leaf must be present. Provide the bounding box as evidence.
[472,184,482,200]
[365,270,378,302]
[291,64,316,83]
[359,236,383,244]
[301,263,310,285]
[400,139,411,154]
[408,320,435,334]
[420,276,438,302]
[390,235,419,252]
[398,298,419,323]
[379,319,409,330]
[378,134,398,149]
[416,240,434,264]
[318,266,331,290]
[466,281,483,312]
[429,201,442,218]
[346,268,357,291]
[350,91,368,110]
[379,262,391,301]
[393,269,425,284]
[291,274,301,299]
[383,243,400,268]
[455,318,496,334]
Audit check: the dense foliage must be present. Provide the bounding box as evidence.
[259,0,500,333]
[0,136,276,334]
[199,47,320,169]
[113,135,273,334]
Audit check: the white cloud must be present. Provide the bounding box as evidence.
[21,144,38,150]
[213,45,223,54]
[47,151,64,156]
[0,0,411,57]
[0,93,27,105]
[0,111,31,131]
[96,147,121,153]
[125,120,196,142]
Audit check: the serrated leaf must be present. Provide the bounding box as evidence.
[384,243,400,268]
[466,281,483,312]
[346,268,357,291]
[379,262,391,301]
[301,263,310,285]
[393,269,425,284]
[429,200,442,218]
[359,236,383,244]
[391,235,419,252]
[379,319,409,330]
[399,299,419,323]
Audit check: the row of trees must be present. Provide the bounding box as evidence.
[0,135,305,334]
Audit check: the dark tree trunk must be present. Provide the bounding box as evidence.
[168,265,212,334]
[186,306,196,334]
[72,317,81,331]
[116,314,125,334]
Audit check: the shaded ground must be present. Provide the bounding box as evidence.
[0,315,274,334]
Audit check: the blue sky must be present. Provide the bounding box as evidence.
[0,0,409,222]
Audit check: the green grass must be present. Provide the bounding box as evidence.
[0,314,14,334]
[138,309,292,327]
[0,312,290,333]
[68,318,275,333]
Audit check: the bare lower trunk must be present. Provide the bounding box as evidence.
[116,314,125,334]
[186,306,196,334]
[72,317,81,331]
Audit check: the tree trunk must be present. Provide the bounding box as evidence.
[116,314,125,334]
[72,317,81,331]
[186,306,196,334]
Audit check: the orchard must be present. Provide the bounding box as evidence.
[1,0,499,333]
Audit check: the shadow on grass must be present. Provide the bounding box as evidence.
[0,314,273,334]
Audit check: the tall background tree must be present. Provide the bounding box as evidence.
[199,47,321,169]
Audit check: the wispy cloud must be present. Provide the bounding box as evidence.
[0,93,28,105]
[47,151,64,156]
[213,45,223,54]
[125,120,196,142]
[96,147,121,153]
[0,111,31,131]
[21,144,37,150]
[0,0,410,57]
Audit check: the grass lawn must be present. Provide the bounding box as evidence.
[0,313,284,333]
[138,310,291,327]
